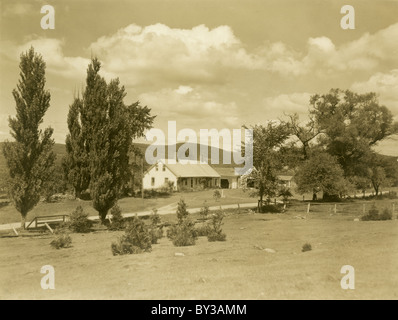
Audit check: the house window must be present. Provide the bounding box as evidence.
[162,165,166,172]
[151,177,155,186]
[155,165,158,171]
[165,177,169,184]
[191,178,193,188]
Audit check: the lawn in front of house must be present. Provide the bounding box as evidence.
[0,189,257,225]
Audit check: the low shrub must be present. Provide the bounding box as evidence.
[361,205,392,221]
[150,209,161,225]
[157,181,175,194]
[167,218,197,246]
[50,233,72,249]
[207,210,226,242]
[108,204,125,230]
[195,223,211,237]
[69,205,92,233]
[149,209,163,244]
[199,201,210,220]
[379,208,392,220]
[302,243,312,252]
[213,189,221,202]
[260,204,282,213]
[176,199,189,222]
[111,216,152,256]
[167,199,197,246]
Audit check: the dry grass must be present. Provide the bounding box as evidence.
[0,202,397,300]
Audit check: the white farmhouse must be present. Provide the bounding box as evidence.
[142,159,221,191]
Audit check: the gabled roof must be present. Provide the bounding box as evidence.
[166,162,220,178]
[213,166,241,177]
[145,160,220,178]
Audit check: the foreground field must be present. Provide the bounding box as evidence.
[0,204,397,300]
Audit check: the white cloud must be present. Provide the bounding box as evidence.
[262,92,312,118]
[16,38,90,79]
[304,23,398,74]
[139,86,240,129]
[2,3,34,16]
[90,23,261,85]
[351,69,398,115]
[175,85,193,95]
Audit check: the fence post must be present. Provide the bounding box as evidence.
[307,202,310,214]
[334,204,337,214]
[363,203,366,215]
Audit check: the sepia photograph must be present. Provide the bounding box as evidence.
[0,0,397,303]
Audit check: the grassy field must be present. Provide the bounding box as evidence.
[0,199,397,300]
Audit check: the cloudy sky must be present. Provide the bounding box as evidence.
[1,0,398,145]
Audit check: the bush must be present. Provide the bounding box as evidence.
[176,199,189,222]
[207,210,226,242]
[149,209,163,244]
[261,204,282,213]
[111,216,152,255]
[302,243,312,252]
[213,189,221,202]
[199,201,210,220]
[361,204,392,221]
[167,199,197,246]
[379,208,392,220]
[150,209,161,225]
[50,233,72,249]
[108,204,125,230]
[143,189,156,198]
[167,218,197,246]
[157,181,175,194]
[195,223,211,237]
[69,205,92,233]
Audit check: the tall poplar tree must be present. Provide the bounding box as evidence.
[63,98,90,198]
[2,47,55,228]
[65,58,154,223]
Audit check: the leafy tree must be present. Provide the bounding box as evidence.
[65,58,155,223]
[309,89,398,178]
[278,187,293,205]
[365,153,395,195]
[63,98,90,198]
[2,47,55,228]
[285,113,320,160]
[213,189,221,202]
[243,122,290,212]
[348,175,369,198]
[368,166,386,196]
[42,164,67,202]
[176,198,189,223]
[199,201,210,220]
[295,152,349,200]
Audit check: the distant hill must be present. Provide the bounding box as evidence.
[0,141,242,172]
